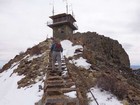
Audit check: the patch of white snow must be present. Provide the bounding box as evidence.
[61,40,83,58]
[71,57,91,69]
[64,91,77,98]
[87,87,123,105]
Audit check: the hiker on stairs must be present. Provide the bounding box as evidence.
[50,38,63,75]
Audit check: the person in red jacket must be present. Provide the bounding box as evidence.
[50,38,63,75]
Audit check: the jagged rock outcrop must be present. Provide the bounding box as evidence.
[67,32,140,105]
[72,32,130,68]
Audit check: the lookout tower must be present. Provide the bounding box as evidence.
[47,13,78,40]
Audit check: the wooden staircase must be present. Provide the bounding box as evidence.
[35,58,80,105]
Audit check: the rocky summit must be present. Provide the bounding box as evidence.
[1,32,140,105]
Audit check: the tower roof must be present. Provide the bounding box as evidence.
[49,13,76,22]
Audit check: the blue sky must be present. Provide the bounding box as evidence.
[0,0,140,67]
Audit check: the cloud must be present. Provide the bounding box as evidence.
[129,8,140,33]
[0,0,52,67]
[122,43,133,51]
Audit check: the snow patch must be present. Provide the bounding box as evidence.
[71,85,76,88]
[27,54,43,61]
[61,40,91,69]
[64,91,77,98]
[87,87,123,105]
[0,63,44,105]
[70,57,91,69]
[61,40,83,58]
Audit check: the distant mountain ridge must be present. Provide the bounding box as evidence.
[131,65,140,75]
[131,65,140,69]
[133,69,140,75]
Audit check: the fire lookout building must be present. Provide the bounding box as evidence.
[47,13,78,40]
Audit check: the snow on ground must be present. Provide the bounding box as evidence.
[0,62,44,105]
[61,40,83,58]
[22,52,45,61]
[17,53,44,62]
[70,57,91,69]
[61,40,91,69]
[64,91,77,98]
[27,53,45,61]
[87,87,123,105]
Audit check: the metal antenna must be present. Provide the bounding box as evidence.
[52,0,54,15]
[70,4,74,16]
[69,4,75,18]
[50,0,55,15]
[66,0,68,14]
[63,0,68,14]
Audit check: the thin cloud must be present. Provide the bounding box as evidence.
[122,43,133,51]
[130,9,140,33]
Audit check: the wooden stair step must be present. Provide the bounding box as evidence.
[46,82,64,86]
[46,95,66,103]
[46,80,64,84]
[47,69,67,74]
[46,95,79,104]
[47,67,67,71]
[46,91,62,96]
[47,76,62,80]
[46,83,64,88]
[62,88,77,93]
[47,82,64,86]
[46,87,77,93]
[45,82,75,88]
[47,73,58,76]
[47,70,61,74]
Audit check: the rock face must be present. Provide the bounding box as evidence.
[72,32,130,68]
[69,32,140,105]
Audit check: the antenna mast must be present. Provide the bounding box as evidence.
[63,0,68,14]
[50,0,55,15]
[66,0,68,14]
[52,0,54,15]
[70,4,74,17]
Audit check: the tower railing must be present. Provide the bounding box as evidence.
[47,20,78,29]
